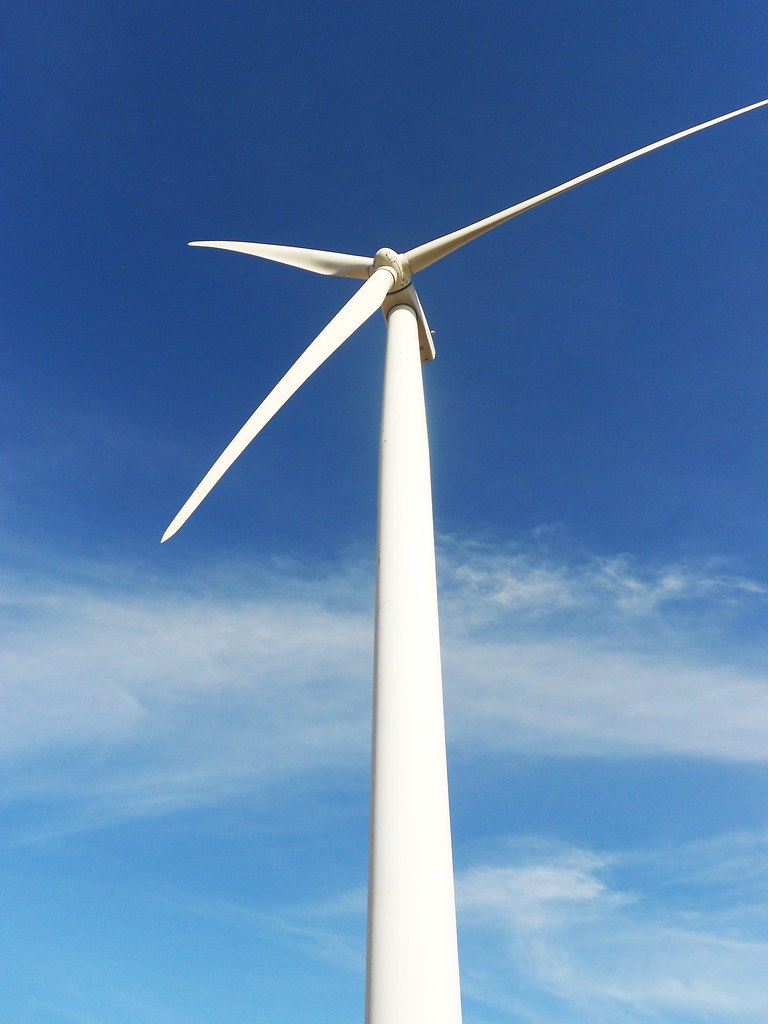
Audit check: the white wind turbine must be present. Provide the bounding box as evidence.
[163,98,767,1024]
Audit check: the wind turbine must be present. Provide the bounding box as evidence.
[163,98,767,1024]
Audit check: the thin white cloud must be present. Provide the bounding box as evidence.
[0,564,372,829]
[455,832,768,1023]
[1,536,766,829]
[439,536,768,759]
[439,535,766,624]
[150,829,768,1024]
[445,636,768,759]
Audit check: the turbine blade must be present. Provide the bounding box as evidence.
[189,240,371,279]
[162,266,395,542]
[405,97,768,273]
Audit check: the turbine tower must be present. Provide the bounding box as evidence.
[163,99,767,1024]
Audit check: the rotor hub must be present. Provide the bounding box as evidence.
[372,248,412,291]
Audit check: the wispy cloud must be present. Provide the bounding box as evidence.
[0,561,373,829]
[456,831,768,1023]
[157,828,768,1024]
[445,635,768,759]
[439,536,768,760]
[177,884,369,974]
[439,534,766,626]
[1,535,766,831]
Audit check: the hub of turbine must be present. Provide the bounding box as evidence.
[372,247,412,291]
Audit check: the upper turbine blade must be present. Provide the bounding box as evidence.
[405,98,768,273]
[162,265,395,542]
[189,240,371,279]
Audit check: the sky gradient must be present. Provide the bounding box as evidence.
[2,3,768,1023]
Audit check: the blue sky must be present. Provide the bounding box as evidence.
[2,3,768,1022]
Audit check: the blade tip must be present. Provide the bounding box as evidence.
[161,523,178,543]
